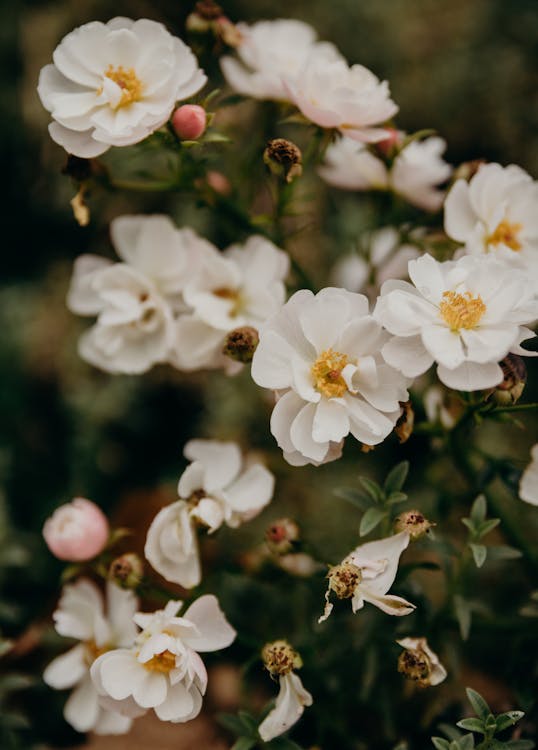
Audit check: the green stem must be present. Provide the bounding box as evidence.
[487,402,538,414]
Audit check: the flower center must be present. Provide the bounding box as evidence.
[213,287,242,317]
[103,65,143,108]
[398,647,432,685]
[487,219,522,252]
[327,562,362,599]
[311,348,350,398]
[84,640,109,666]
[143,649,177,673]
[261,640,302,676]
[439,291,486,332]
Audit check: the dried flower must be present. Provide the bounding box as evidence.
[222,326,259,363]
[264,138,303,183]
[394,510,433,541]
[265,518,300,555]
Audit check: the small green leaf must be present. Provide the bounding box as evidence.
[238,711,259,733]
[217,713,248,736]
[456,718,485,734]
[386,491,408,505]
[432,739,451,750]
[469,544,487,568]
[231,739,257,750]
[384,461,410,494]
[470,495,487,525]
[477,518,500,538]
[457,735,475,750]
[487,545,523,561]
[461,518,476,534]
[333,487,372,511]
[465,687,491,720]
[359,476,384,502]
[504,741,535,750]
[360,507,388,536]
[495,711,524,731]
[455,596,472,640]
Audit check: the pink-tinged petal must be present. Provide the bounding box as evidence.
[375,288,437,336]
[312,398,350,443]
[298,291,350,352]
[344,395,395,445]
[437,361,503,390]
[132,671,168,708]
[251,330,295,389]
[64,673,100,732]
[356,363,409,412]
[336,317,385,358]
[444,179,478,242]
[67,254,112,316]
[183,440,242,492]
[421,325,465,369]
[270,391,306,455]
[183,595,236,652]
[222,464,275,514]
[177,463,205,499]
[97,650,144,700]
[93,708,133,735]
[290,402,330,462]
[258,672,313,742]
[48,122,110,158]
[347,532,410,596]
[361,591,416,615]
[520,445,538,506]
[381,334,434,378]
[43,644,87,689]
[154,682,196,722]
[460,326,518,364]
[291,355,320,403]
[408,254,447,304]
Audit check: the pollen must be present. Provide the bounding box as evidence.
[439,291,486,332]
[213,287,242,317]
[487,219,522,252]
[103,65,143,108]
[84,640,108,666]
[311,349,350,398]
[143,650,177,673]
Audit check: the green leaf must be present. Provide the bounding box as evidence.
[432,739,451,750]
[360,507,388,536]
[477,518,500,538]
[461,518,476,534]
[217,713,248,736]
[455,596,472,640]
[495,711,524,731]
[238,711,258,733]
[231,739,257,750]
[469,544,487,568]
[333,487,372,511]
[465,688,491,720]
[504,741,535,750]
[457,736,475,750]
[487,545,522,561]
[400,128,437,149]
[456,718,485,734]
[470,495,487,525]
[384,461,410,494]
[386,491,408,505]
[268,738,305,749]
[359,476,384,502]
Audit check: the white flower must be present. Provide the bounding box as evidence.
[220,18,341,101]
[520,444,538,506]
[331,227,421,295]
[145,440,275,587]
[284,59,398,143]
[320,135,451,210]
[444,163,538,284]
[38,18,206,158]
[375,253,538,391]
[90,595,236,723]
[396,637,447,687]
[43,578,138,735]
[170,235,289,372]
[251,287,410,466]
[67,215,207,374]
[259,672,313,742]
[319,532,415,623]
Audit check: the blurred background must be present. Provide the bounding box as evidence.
[2,1,538,749]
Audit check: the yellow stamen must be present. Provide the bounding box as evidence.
[213,287,242,317]
[439,291,486,332]
[487,219,522,252]
[142,650,177,673]
[311,348,350,398]
[102,65,143,108]
[84,640,108,666]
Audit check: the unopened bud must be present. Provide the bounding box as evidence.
[186,0,223,32]
[262,639,302,676]
[206,170,232,195]
[215,17,243,47]
[70,188,90,227]
[489,354,526,406]
[394,510,433,541]
[374,127,403,158]
[360,444,375,453]
[172,105,207,141]
[453,159,486,182]
[395,400,414,444]
[108,553,144,589]
[264,138,303,183]
[222,326,259,363]
[265,518,300,555]
[327,562,362,599]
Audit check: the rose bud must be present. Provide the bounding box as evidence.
[43,497,109,561]
[108,553,144,589]
[171,104,207,140]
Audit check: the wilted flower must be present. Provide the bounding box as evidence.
[375,253,538,391]
[108,553,144,590]
[319,532,415,622]
[264,138,303,183]
[265,518,300,555]
[43,579,138,734]
[259,640,313,741]
[397,637,447,687]
[145,440,275,588]
[38,18,206,157]
[90,595,236,723]
[67,215,207,374]
[222,326,259,363]
[444,162,538,286]
[320,135,451,210]
[488,354,527,406]
[520,445,538,506]
[43,498,109,561]
[251,287,410,466]
[394,400,414,443]
[220,19,341,101]
[394,510,433,540]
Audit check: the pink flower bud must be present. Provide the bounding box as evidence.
[375,127,403,157]
[43,497,109,561]
[171,105,207,140]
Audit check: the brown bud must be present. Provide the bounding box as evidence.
[194,0,223,19]
[360,444,375,454]
[489,354,526,406]
[264,138,303,183]
[70,188,90,227]
[261,639,302,676]
[453,159,486,182]
[395,400,414,444]
[222,326,259,363]
[397,645,432,686]
[326,562,362,599]
[394,510,433,541]
[265,518,300,555]
[108,553,144,589]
